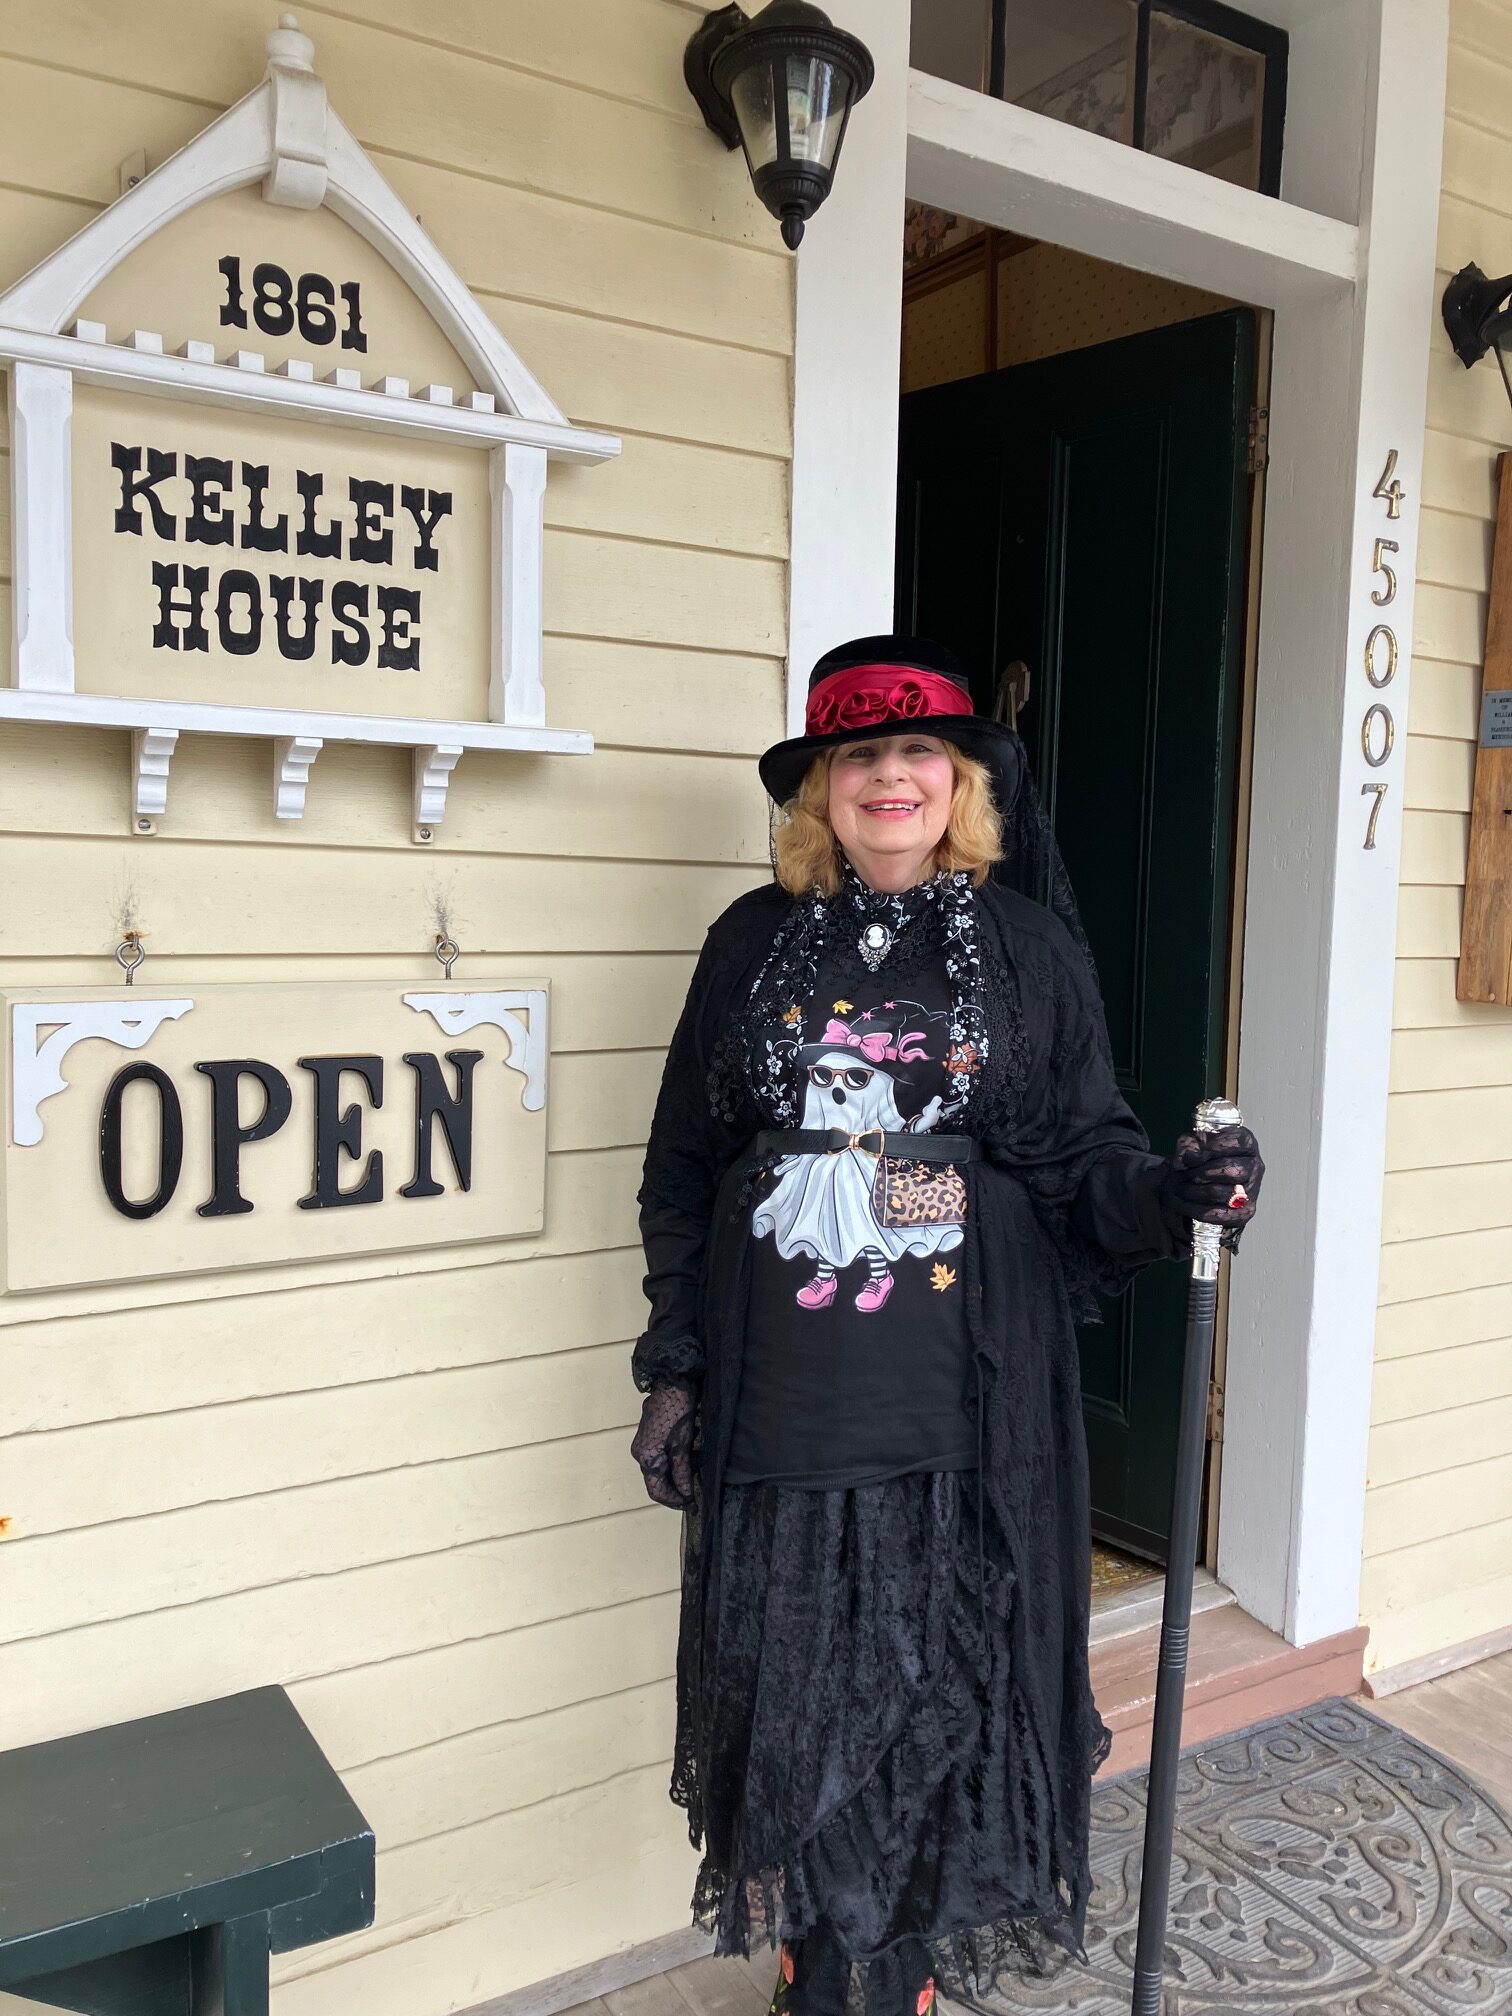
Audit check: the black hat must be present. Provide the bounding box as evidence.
[758,633,1024,809]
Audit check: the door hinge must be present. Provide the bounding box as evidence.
[1246,404,1270,475]
[1207,1377,1225,1443]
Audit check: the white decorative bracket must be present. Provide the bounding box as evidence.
[12,999,194,1145]
[264,13,328,210]
[403,990,548,1110]
[414,744,464,834]
[274,735,323,819]
[133,726,178,824]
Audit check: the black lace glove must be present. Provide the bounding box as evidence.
[631,1380,698,1510]
[1159,1123,1265,1254]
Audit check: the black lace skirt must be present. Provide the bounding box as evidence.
[689,1466,1078,2004]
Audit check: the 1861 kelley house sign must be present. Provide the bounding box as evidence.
[0,16,616,1289]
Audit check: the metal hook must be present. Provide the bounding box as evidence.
[434,932,460,981]
[115,931,146,986]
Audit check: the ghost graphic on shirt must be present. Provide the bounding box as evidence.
[752,1005,962,1313]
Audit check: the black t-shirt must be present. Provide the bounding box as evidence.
[724,944,978,1489]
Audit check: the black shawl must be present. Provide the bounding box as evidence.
[631,873,1192,1963]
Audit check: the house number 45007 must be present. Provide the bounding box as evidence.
[1360,449,1405,850]
[217,257,368,351]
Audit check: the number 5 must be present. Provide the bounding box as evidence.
[1370,538,1398,607]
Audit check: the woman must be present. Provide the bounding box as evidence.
[629,635,1263,2016]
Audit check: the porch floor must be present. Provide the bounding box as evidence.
[561,1651,1512,2016]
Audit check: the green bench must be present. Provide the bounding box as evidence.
[0,1686,374,2015]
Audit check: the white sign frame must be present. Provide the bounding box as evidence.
[0,15,620,835]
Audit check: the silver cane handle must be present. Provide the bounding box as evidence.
[1191,1096,1243,1281]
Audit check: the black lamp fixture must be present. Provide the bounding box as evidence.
[1443,262,1512,407]
[684,1,874,249]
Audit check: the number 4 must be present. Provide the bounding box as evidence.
[1373,449,1405,521]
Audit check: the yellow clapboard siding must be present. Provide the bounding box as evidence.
[1391,957,1512,1028]
[1453,0,1512,67]
[296,1590,680,1774]
[1380,1161,1512,1242]
[1377,1223,1512,1304]
[0,26,770,246]
[1369,1393,1512,1485]
[0,731,770,863]
[1437,192,1512,302]
[0,1503,682,1751]
[1446,37,1512,137]
[8,1338,641,1539]
[1399,807,1468,884]
[547,530,787,652]
[552,639,784,755]
[273,1763,692,1988]
[1417,504,1494,593]
[548,436,789,556]
[0,840,765,954]
[1364,1451,1512,1558]
[3,1423,655,1637]
[1404,731,1474,813]
[1442,110,1512,216]
[489,302,791,458]
[0,0,700,124]
[1395,883,1462,959]
[271,1832,699,2016]
[1372,1335,1512,1424]
[0,186,98,295]
[346,1681,675,1850]
[1391,1019,1512,1089]
[1376,1279,1512,1358]
[1411,579,1485,669]
[1363,1567,1512,1676]
[1405,658,1481,742]
[1423,425,1501,521]
[1385,1085,1512,1169]
[1420,341,1512,456]
[1357,1514,1512,1612]
[6,1244,651,1431]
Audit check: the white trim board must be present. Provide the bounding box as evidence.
[786,0,1449,1648]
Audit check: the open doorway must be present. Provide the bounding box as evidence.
[893,214,1264,1587]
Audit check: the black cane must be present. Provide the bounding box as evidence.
[1129,1095,1242,2016]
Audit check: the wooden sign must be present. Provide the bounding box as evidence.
[4,980,548,1291]
[1458,450,1512,1003]
[0,17,619,836]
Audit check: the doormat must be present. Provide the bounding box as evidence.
[965,1698,1512,2014]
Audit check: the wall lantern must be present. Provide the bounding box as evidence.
[1443,262,1512,406]
[684,0,874,249]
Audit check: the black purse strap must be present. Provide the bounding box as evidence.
[751,1127,979,1163]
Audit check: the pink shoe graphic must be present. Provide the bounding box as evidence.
[854,1271,894,1313]
[796,1272,837,1310]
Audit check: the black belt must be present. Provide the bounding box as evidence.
[751,1127,979,1162]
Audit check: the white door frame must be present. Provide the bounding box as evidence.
[788,0,1448,1646]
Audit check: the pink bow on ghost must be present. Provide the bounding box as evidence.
[820,1016,928,1063]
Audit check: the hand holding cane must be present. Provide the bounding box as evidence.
[1130,1095,1251,2016]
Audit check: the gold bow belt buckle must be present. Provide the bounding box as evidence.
[828,1128,884,1155]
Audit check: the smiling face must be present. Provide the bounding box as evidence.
[826,733,956,890]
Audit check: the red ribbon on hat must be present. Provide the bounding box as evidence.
[804,662,974,737]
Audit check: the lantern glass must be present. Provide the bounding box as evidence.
[785,53,851,165]
[731,58,779,170]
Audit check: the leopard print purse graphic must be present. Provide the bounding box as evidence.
[871,1152,967,1229]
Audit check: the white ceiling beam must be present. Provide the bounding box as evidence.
[906,69,1357,308]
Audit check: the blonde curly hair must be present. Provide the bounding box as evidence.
[771,740,1003,897]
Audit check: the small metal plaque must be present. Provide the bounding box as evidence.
[1482,690,1512,747]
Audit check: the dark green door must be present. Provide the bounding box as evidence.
[896,308,1253,1560]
